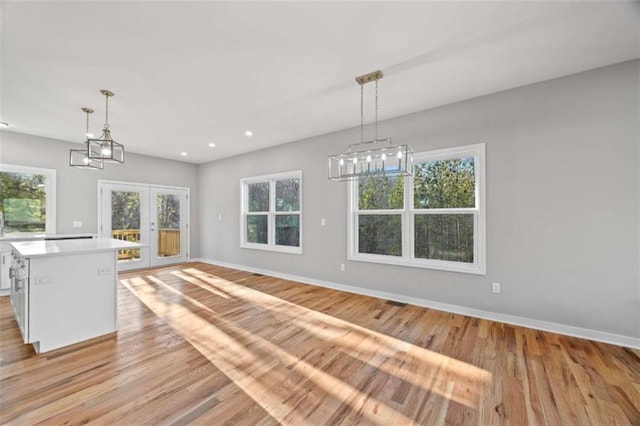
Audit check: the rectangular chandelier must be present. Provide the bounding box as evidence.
[69,107,104,170]
[328,138,413,181]
[87,129,124,163]
[70,143,104,170]
[87,89,125,164]
[328,70,414,182]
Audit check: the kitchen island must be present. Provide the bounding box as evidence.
[9,238,142,353]
[0,234,96,294]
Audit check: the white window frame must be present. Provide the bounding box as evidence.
[240,170,302,254]
[348,143,486,275]
[0,163,57,235]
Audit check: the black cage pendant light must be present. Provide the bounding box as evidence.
[69,107,104,170]
[88,89,124,163]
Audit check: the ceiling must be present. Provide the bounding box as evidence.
[1,1,639,164]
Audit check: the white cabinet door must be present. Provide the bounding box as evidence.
[0,251,11,291]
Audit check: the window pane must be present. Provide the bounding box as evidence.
[157,194,180,257]
[246,215,268,244]
[358,176,404,210]
[275,214,300,247]
[111,191,141,262]
[0,171,47,233]
[358,215,402,256]
[248,182,269,212]
[414,157,475,209]
[414,214,474,263]
[276,178,299,212]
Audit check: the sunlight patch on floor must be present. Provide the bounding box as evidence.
[123,277,417,423]
[121,267,493,423]
[177,268,492,407]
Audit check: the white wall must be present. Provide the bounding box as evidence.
[199,59,640,341]
[0,132,200,257]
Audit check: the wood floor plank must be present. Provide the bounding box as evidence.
[1,261,639,425]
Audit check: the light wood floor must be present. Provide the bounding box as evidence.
[1,262,639,425]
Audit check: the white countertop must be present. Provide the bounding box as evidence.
[0,233,96,242]
[10,238,143,258]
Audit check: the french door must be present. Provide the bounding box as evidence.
[99,181,189,271]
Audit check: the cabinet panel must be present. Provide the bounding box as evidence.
[0,251,10,291]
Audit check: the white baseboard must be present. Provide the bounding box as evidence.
[193,258,640,350]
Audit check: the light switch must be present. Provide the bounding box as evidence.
[321,218,326,226]
[218,214,222,221]
[35,275,54,286]
[73,221,82,228]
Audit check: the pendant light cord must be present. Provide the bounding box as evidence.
[375,78,379,143]
[104,93,110,129]
[360,83,364,144]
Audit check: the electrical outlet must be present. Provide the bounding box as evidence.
[492,282,501,294]
[217,214,222,221]
[340,263,345,272]
[97,267,112,276]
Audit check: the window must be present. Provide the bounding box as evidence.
[348,143,485,274]
[0,164,57,235]
[241,170,302,254]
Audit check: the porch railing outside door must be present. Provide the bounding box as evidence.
[112,229,180,260]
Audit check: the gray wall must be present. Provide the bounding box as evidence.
[199,59,639,339]
[0,131,200,258]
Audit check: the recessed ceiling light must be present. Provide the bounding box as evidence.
[208,143,216,148]
[0,122,9,128]
[180,152,187,156]
[245,130,253,137]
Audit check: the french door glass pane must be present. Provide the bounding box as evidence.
[413,157,475,209]
[414,214,474,262]
[246,215,268,244]
[0,171,47,233]
[358,214,402,256]
[275,214,299,247]
[275,178,299,211]
[111,191,141,262]
[358,176,404,210]
[248,182,270,212]
[157,194,180,257]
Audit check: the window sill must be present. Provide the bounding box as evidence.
[348,253,486,275]
[241,243,302,255]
